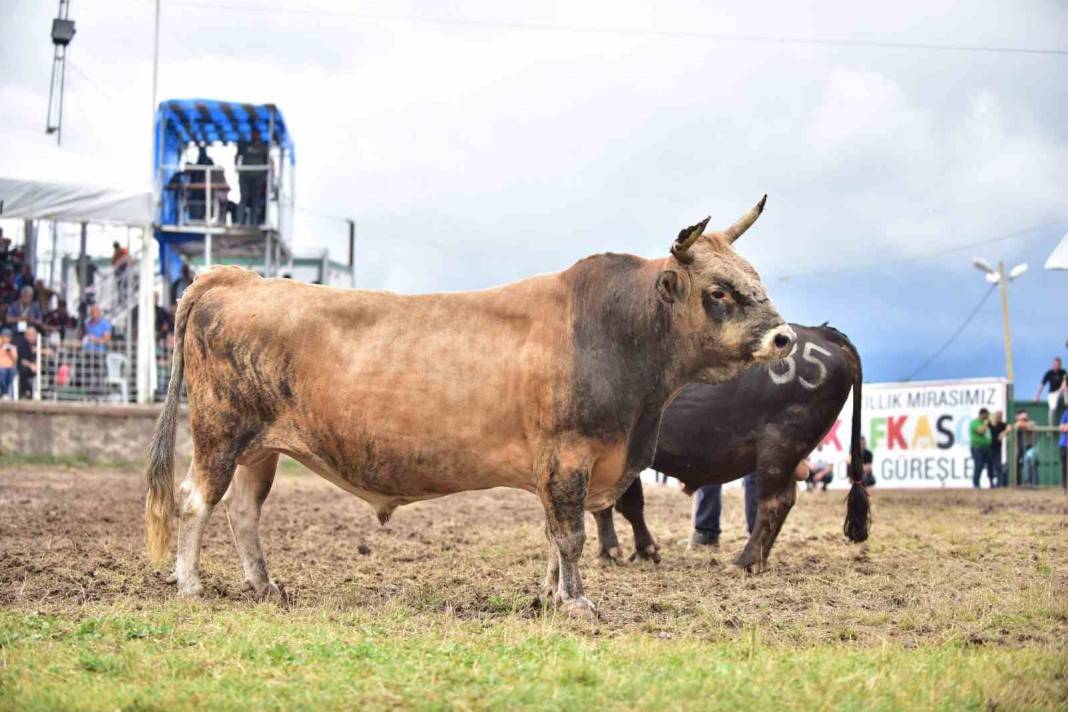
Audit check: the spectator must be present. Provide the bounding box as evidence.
[13,263,34,292]
[43,299,76,340]
[6,286,45,332]
[0,267,17,305]
[689,474,759,548]
[13,325,39,398]
[1014,411,1039,486]
[0,328,17,398]
[969,408,994,489]
[806,445,834,491]
[171,263,195,306]
[32,279,54,314]
[1060,409,1068,492]
[0,227,9,256]
[81,303,112,353]
[1036,357,1067,425]
[988,410,1009,488]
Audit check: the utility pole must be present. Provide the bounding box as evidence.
[996,261,1014,383]
[45,0,75,145]
[347,218,356,288]
[973,256,1027,485]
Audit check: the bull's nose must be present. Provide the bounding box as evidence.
[773,332,792,350]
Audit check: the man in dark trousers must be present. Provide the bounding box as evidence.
[236,130,269,225]
[690,475,758,547]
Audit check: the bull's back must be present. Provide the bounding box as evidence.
[652,325,854,485]
[181,267,570,496]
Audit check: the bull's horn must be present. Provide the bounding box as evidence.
[671,216,711,263]
[724,194,767,243]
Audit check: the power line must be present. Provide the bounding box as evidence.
[772,221,1055,283]
[903,284,996,381]
[166,2,1068,57]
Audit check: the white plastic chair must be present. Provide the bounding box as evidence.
[105,352,128,402]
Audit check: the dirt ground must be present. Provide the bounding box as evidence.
[1,463,1065,646]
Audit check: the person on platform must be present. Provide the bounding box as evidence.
[969,408,994,489]
[1036,357,1067,426]
[237,130,269,225]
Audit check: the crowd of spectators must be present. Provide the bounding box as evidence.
[0,227,118,398]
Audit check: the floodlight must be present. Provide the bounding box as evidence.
[51,18,75,46]
[972,258,995,274]
[1009,263,1028,280]
[985,272,1000,284]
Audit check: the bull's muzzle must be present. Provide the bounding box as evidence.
[755,324,797,362]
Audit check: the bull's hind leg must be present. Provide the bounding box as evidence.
[592,508,624,564]
[174,453,236,597]
[223,453,280,600]
[734,467,796,574]
[536,452,596,618]
[615,478,660,563]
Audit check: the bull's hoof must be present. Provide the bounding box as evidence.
[629,544,661,564]
[559,596,598,620]
[734,556,768,575]
[597,546,625,566]
[177,579,203,598]
[245,579,285,604]
[164,571,178,585]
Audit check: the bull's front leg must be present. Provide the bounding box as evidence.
[615,477,660,563]
[734,467,796,574]
[536,454,596,619]
[592,508,625,565]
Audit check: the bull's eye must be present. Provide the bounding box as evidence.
[711,289,726,300]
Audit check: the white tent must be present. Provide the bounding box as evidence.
[0,130,152,224]
[1045,233,1068,271]
[1,129,156,403]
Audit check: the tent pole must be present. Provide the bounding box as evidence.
[205,232,212,268]
[136,225,156,404]
[78,222,88,308]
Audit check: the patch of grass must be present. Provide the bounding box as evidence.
[0,605,1064,710]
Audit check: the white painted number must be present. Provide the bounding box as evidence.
[768,341,832,390]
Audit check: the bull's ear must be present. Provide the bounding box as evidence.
[656,270,686,304]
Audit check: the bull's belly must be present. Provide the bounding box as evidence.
[266,425,536,513]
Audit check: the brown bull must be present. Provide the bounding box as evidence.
[145,197,795,617]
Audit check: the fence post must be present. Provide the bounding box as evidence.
[34,341,42,401]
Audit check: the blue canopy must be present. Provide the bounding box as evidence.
[153,99,296,281]
[154,99,295,165]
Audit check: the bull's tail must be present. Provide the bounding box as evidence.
[836,329,871,543]
[144,291,195,563]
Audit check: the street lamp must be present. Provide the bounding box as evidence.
[972,257,1027,382]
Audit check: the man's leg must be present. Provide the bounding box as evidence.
[742,474,758,535]
[691,484,721,547]
[821,472,834,491]
[1061,446,1067,492]
[971,448,982,488]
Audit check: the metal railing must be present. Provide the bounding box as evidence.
[1014,426,1065,488]
[161,163,273,229]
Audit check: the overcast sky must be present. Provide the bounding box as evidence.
[2,1,1066,387]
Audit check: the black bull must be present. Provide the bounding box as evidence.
[593,323,870,571]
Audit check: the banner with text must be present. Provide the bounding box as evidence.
[822,377,1008,489]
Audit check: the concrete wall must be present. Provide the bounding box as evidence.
[0,401,191,462]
